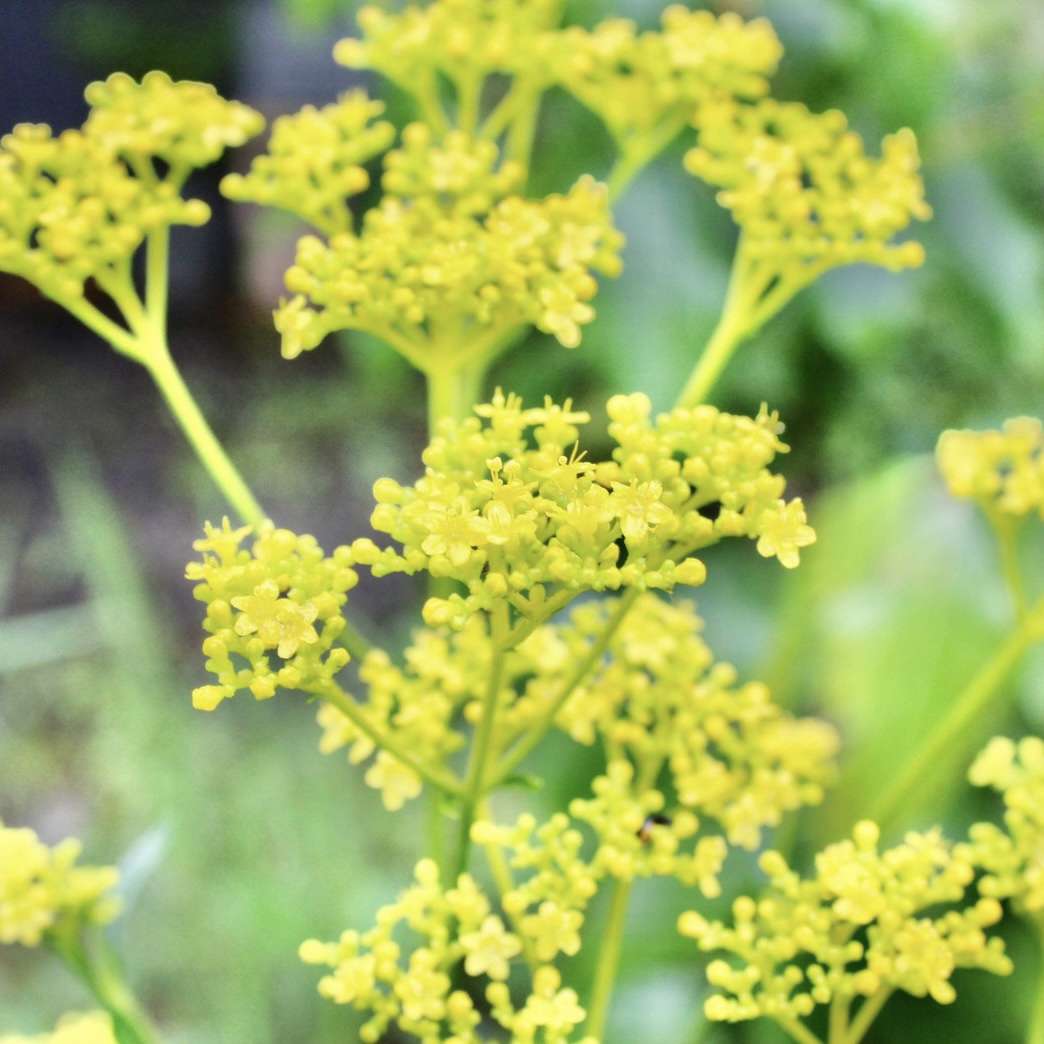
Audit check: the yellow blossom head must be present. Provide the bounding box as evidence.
[0,822,119,947]
[221,90,395,235]
[553,7,781,145]
[937,418,1044,520]
[186,519,359,712]
[686,99,930,280]
[83,71,263,172]
[968,736,1044,914]
[347,392,812,630]
[680,821,1011,1026]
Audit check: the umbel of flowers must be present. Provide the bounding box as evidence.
[0,821,118,948]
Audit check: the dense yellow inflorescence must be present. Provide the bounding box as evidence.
[186,519,359,712]
[968,736,1044,916]
[510,595,839,848]
[0,1013,116,1044]
[334,0,565,94]
[350,391,813,630]
[936,418,1044,520]
[0,822,119,947]
[0,73,261,306]
[221,90,395,235]
[680,821,1011,1027]
[273,133,622,361]
[83,71,263,172]
[685,99,930,293]
[552,6,781,148]
[300,857,595,1044]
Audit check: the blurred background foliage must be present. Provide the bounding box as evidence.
[1,0,1043,1040]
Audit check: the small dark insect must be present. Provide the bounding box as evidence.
[636,813,672,844]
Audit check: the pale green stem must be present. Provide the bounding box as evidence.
[456,72,483,134]
[1028,919,1044,1044]
[145,226,170,322]
[506,89,542,176]
[427,790,447,877]
[676,239,771,409]
[62,296,141,359]
[846,988,894,1044]
[339,618,375,661]
[584,878,633,1040]
[828,993,850,1044]
[775,1017,825,1044]
[493,588,640,785]
[141,333,266,527]
[870,601,1043,831]
[987,509,1028,622]
[316,682,463,797]
[427,363,485,437]
[450,605,509,881]
[606,114,690,205]
[53,928,160,1044]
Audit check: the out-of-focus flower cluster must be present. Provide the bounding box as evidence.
[349,392,811,630]
[685,100,930,289]
[221,90,395,235]
[272,125,622,361]
[300,857,594,1044]
[83,71,262,172]
[0,1013,116,1044]
[0,73,261,305]
[552,7,781,147]
[937,418,1044,521]
[968,736,1044,916]
[186,519,359,712]
[334,1,564,93]
[510,595,838,849]
[680,820,1011,1026]
[0,822,119,948]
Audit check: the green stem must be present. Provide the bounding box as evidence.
[317,683,463,797]
[828,994,850,1044]
[846,988,894,1044]
[870,602,1043,831]
[606,114,689,205]
[62,297,141,359]
[775,1017,825,1044]
[506,89,541,177]
[492,589,639,785]
[1029,921,1044,1044]
[145,227,170,322]
[142,334,266,527]
[53,929,159,1044]
[988,510,1028,622]
[450,607,509,881]
[427,363,484,437]
[584,879,633,1040]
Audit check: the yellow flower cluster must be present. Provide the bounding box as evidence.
[0,1013,116,1044]
[552,7,781,147]
[274,141,622,362]
[300,857,594,1044]
[349,392,812,630]
[186,519,359,712]
[83,71,263,172]
[0,74,260,304]
[968,736,1044,915]
[680,821,1011,1026]
[221,91,395,236]
[0,124,207,302]
[334,1,564,93]
[508,595,838,849]
[936,418,1044,520]
[686,99,930,284]
[0,822,119,947]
